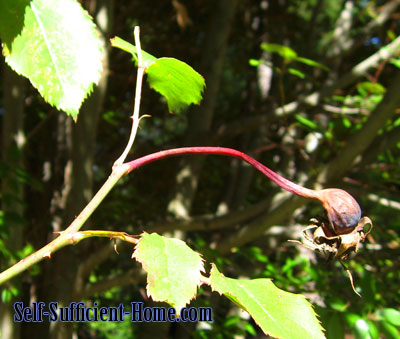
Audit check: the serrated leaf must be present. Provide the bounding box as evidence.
[0,0,103,118]
[261,43,297,60]
[146,57,205,113]
[209,264,325,339]
[132,232,204,313]
[110,36,157,68]
[111,38,205,113]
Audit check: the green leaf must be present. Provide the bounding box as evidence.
[0,0,103,118]
[111,37,205,113]
[389,58,400,69]
[367,320,380,339]
[380,320,400,339]
[356,82,386,96]
[146,58,205,113]
[295,114,318,130]
[209,264,325,339]
[261,43,297,60]
[353,318,372,339]
[288,67,306,79]
[132,232,204,313]
[378,308,400,327]
[294,57,329,71]
[110,37,157,68]
[249,58,262,67]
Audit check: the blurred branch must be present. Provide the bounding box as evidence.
[73,269,143,300]
[212,35,400,143]
[218,194,306,253]
[149,198,272,233]
[326,0,400,59]
[217,73,400,252]
[367,193,400,210]
[76,242,119,282]
[318,72,400,183]
[328,0,400,59]
[360,125,400,165]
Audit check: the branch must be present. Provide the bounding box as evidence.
[359,125,400,165]
[328,0,400,59]
[218,194,306,253]
[148,198,272,233]
[73,270,143,300]
[0,26,147,285]
[0,167,126,285]
[318,72,400,183]
[114,27,146,165]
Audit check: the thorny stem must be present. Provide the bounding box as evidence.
[0,25,147,285]
[0,167,126,285]
[65,230,139,246]
[114,26,146,166]
[0,144,315,285]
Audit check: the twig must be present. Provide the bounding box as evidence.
[0,25,146,285]
[114,26,146,165]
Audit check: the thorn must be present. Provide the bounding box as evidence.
[43,251,52,259]
[113,239,119,254]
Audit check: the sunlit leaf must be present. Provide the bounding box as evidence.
[288,67,306,79]
[210,264,325,339]
[356,82,386,96]
[146,58,205,113]
[0,0,103,118]
[389,58,400,68]
[295,114,318,130]
[378,308,400,327]
[295,57,329,71]
[249,58,262,67]
[132,232,204,313]
[261,43,297,60]
[111,37,205,113]
[110,37,157,68]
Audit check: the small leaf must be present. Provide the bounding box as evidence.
[356,82,386,96]
[389,58,400,68]
[288,67,306,79]
[249,58,262,67]
[294,57,329,71]
[261,43,297,60]
[209,264,325,339]
[0,0,103,118]
[146,58,205,113]
[111,39,205,113]
[132,232,204,313]
[295,114,318,130]
[110,37,157,68]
